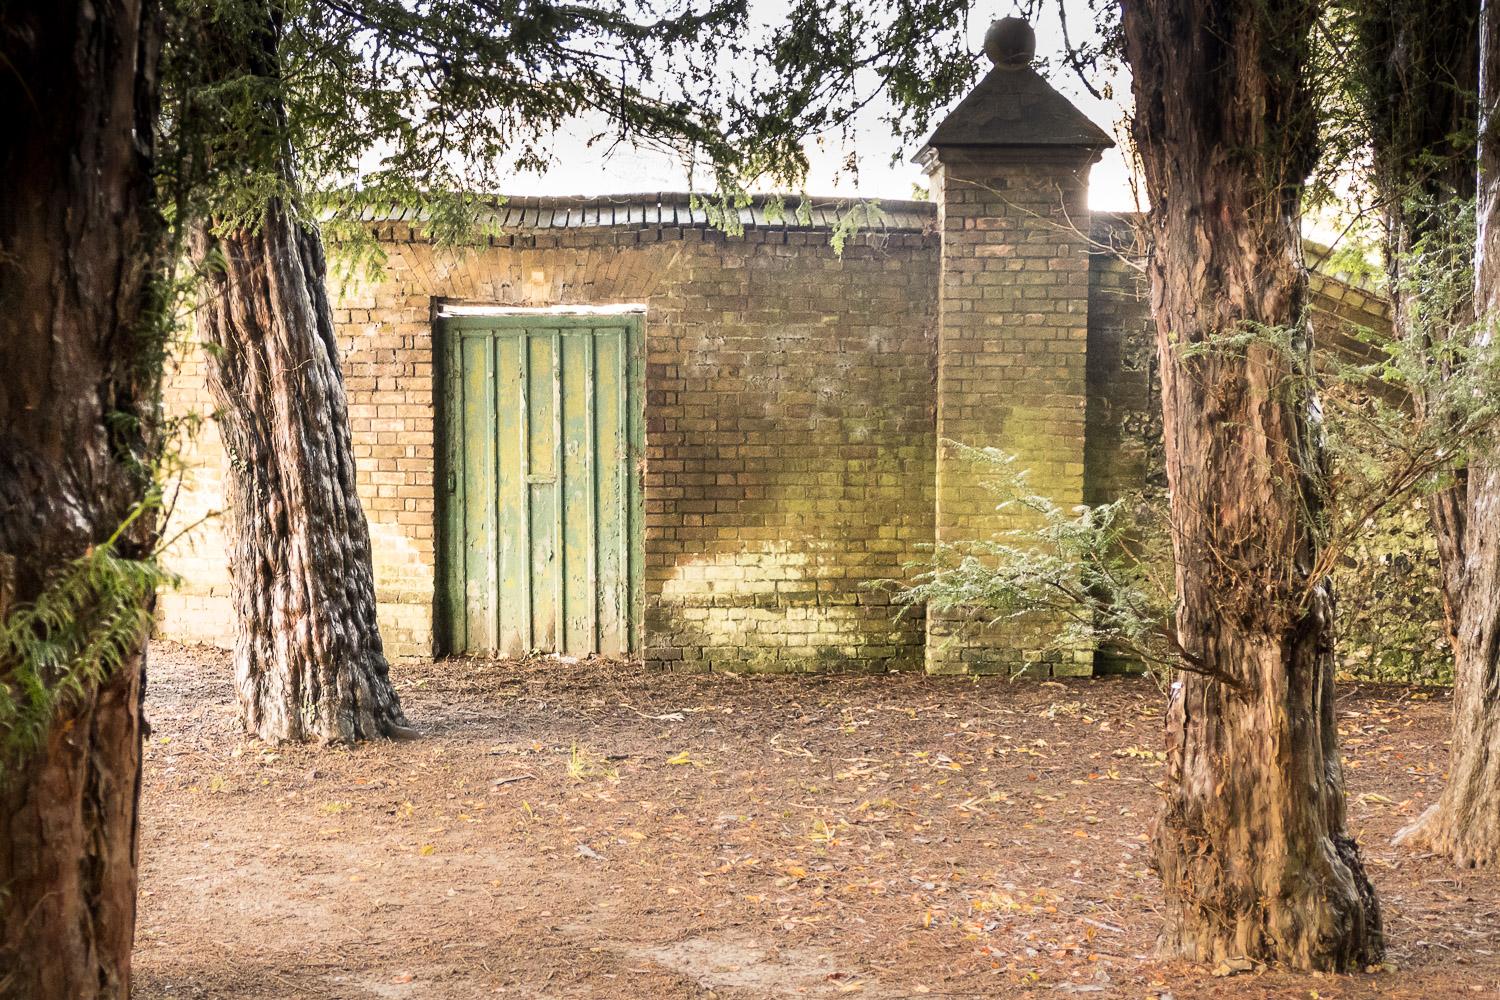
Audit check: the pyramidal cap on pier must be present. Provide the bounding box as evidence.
[917,17,1113,162]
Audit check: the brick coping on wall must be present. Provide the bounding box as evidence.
[358,192,938,238]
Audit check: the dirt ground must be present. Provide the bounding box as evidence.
[134,642,1500,999]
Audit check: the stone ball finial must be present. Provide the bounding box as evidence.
[984,16,1036,69]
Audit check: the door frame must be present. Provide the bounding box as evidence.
[433,303,646,657]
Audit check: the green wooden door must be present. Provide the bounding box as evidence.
[438,313,643,657]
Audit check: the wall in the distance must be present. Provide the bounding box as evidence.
[158,222,939,671]
[156,211,1391,675]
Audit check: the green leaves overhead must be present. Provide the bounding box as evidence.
[163,0,986,240]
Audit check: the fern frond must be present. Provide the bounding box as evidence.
[0,543,167,774]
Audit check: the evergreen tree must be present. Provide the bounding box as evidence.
[0,1,168,992]
[1120,0,1384,968]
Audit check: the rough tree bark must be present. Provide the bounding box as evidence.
[0,1,163,995]
[192,205,413,744]
[1393,0,1500,868]
[1120,0,1384,970]
[188,6,411,744]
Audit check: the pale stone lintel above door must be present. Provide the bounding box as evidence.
[436,302,647,319]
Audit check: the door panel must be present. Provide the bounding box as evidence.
[439,314,641,657]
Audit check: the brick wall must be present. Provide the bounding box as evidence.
[642,230,938,672]
[157,345,233,644]
[1084,217,1162,508]
[156,201,1388,674]
[158,219,938,669]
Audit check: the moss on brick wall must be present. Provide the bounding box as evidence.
[641,230,938,673]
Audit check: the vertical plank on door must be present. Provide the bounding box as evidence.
[560,331,595,652]
[593,326,627,655]
[526,332,558,651]
[496,333,526,655]
[459,333,496,651]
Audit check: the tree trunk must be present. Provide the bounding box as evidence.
[192,205,412,743]
[1357,0,1477,650]
[181,1,411,744]
[1121,0,1384,970]
[1395,0,1500,868]
[0,1,163,995]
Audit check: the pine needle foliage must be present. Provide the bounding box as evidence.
[160,0,984,264]
[887,445,1179,678]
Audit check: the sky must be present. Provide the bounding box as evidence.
[489,3,1139,211]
